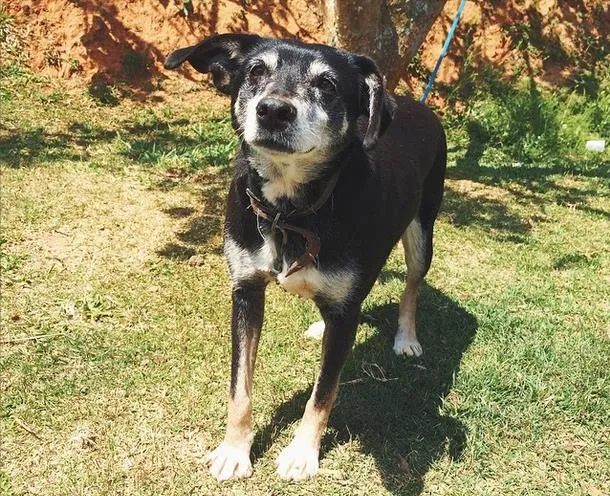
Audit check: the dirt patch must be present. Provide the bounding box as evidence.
[4,0,609,95]
[446,178,513,203]
[6,0,322,85]
[10,170,183,273]
[418,0,609,96]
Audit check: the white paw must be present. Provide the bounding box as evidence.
[304,320,325,340]
[393,332,423,357]
[205,442,253,481]
[276,439,319,480]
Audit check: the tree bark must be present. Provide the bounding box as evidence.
[325,0,448,90]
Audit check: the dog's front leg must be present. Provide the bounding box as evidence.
[276,303,360,480]
[206,280,265,481]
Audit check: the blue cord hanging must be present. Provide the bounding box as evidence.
[421,0,468,103]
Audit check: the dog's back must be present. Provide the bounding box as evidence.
[379,94,447,233]
[375,95,446,216]
[323,94,446,294]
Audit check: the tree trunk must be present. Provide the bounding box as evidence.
[325,0,448,90]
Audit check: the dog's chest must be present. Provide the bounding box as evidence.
[276,264,326,299]
[225,234,356,304]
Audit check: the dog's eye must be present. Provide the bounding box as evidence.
[315,75,337,93]
[249,63,267,78]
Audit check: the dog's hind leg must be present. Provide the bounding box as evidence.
[394,131,445,357]
[304,320,325,339]
[393,218,432,357]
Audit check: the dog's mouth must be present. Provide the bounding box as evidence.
[250,137,315,156]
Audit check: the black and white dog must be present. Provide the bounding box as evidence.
[164,34,446,481]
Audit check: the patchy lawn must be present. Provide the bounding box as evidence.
[1,68,609,496]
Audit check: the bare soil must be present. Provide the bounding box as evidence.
[5,0,323,84]
[5,0,609,95]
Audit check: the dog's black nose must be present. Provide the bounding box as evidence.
[256,98,296,130]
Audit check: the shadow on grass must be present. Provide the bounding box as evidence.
[0,125,116,167]
[156,170,230,261]
[443,72,610,234]
[448,132,610,227]
[155,242,197,261]
[442,184,532,243]
[252,283,476,495]
[0,113,235,169]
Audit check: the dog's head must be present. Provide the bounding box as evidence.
[165,34,396,162]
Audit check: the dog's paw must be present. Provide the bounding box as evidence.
[276,439,319,480]
[206,442,253,481]
[393,332,423,357]
[304,320,325,340]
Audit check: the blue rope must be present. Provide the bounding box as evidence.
[421,0,468,103]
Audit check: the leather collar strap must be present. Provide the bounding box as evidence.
[246,188,321,277]
[245,158,347,276]
[295,164,344,216]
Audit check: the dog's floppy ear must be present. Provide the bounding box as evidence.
[349,55,397,151]
[164,34,262,94]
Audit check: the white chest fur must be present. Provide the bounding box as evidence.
[225,235,356,305]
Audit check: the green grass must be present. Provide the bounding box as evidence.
[443,62,610,169]
[1,63,609,496]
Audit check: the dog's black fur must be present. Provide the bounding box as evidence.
[165,34,446,481]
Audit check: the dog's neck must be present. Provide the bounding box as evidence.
[245,142,354,212]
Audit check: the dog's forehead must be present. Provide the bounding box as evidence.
[250,42,349,76]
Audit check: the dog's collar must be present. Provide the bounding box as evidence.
[244,145,351,277]
[246,188,321,277]
[245,164,344,276]
[291,162,345,217]
[245,141,353,217]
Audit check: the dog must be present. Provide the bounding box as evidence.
[164,34,446,481]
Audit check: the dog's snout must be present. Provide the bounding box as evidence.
[256,98,296,130]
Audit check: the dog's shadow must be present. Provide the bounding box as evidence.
[252,281,477,494]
